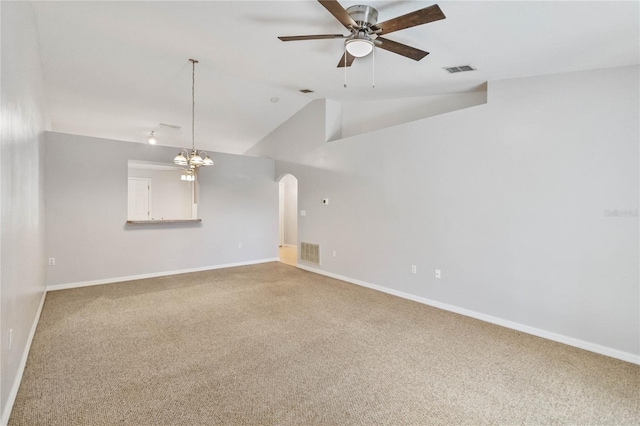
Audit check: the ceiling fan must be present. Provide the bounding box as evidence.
[278,0,446,68]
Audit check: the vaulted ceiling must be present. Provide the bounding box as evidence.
[31,1,639,154]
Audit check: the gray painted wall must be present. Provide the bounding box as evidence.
[45,132,278,286]
[0,1,49,419]
[246,65,640,359]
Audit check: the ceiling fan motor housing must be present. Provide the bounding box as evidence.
[347,5,378,29]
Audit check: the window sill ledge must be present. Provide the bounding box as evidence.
[126,219,201,225]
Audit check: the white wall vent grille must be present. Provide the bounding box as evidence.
[300,242,320,265]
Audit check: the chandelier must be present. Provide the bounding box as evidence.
[181,168,195,182]
[173,58,213,178]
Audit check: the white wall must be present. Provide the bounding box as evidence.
[0,1,50,421]
[340,91,487,140]
[45,132,278,287]
[246,66,640,362]
[280,174,298,246]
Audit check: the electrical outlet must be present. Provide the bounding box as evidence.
[238,243,243,249]
[48,258,55,266]
[435,269,441,279]
[332,250,336,257]
[411,265,417,274]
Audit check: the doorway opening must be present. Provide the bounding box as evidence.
[278,174,298,266]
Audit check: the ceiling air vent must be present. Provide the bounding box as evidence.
[299,89,314,93]
[159,123,181,130]
[444,65,476,74]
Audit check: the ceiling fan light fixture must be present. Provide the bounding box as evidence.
[345,36,374,57]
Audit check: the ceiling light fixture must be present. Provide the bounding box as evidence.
[345,33,374,58]
[173,59,214,177]
[147,131,157,145]
[181,168,195,181]
[343,31,376,89]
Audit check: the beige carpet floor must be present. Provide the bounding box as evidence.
[9,262,640,425]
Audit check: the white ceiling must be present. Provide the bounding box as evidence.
[32,1,639,154]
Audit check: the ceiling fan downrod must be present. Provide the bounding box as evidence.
[346,5,378,29]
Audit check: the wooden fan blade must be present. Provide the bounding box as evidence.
[376,37,429,61]
[374,4,446,35]
[278,34,345,41]
[336,51,356,68]
[318,0,357,29]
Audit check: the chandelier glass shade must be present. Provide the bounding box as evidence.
[180,168,196,181]
[173,149,213,167]
[173,58,214,176]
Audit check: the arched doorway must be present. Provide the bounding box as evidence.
[278,174,298,266]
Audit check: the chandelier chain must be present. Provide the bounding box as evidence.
[191,59,196,151]
[173,58,213,174]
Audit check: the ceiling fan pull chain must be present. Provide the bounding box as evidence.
[344,45,347,88]
[372,47,375,88]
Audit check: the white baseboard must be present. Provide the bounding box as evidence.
[47,258,279,292]
[296,264,640,366]
[1,290,47,426]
